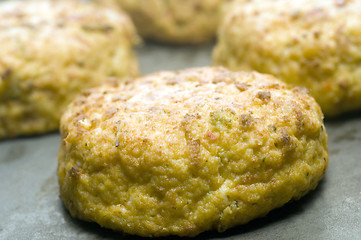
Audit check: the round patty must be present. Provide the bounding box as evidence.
[213,0,361,117]
[58,67,328,237]
[0,0,139,138]
[95,0,230,44]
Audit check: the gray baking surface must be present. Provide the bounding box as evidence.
[1,43,360,240]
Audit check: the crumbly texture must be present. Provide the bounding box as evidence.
[58,67,328,237]
[213,0,361,117]
[94,0,230,44]
[0,0,139,138]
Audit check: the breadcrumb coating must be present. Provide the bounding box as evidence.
[214,0,361,116]
[94,0,230,44]
[0,0,139,138]
[59,67,328,237]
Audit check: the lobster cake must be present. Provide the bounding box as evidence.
[214,0,361,116]
[58,67,328,237]
[0,0,139,138]
[94,0,230,44]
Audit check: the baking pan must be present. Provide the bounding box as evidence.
[1,43,361,240]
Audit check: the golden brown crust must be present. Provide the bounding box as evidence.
[0,0,139,138]
[214,0,361,116]
[58,67,328,237]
